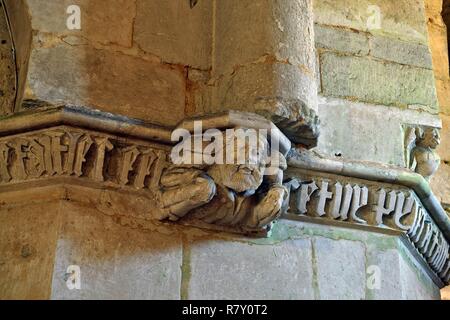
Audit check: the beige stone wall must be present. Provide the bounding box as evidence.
[426,0,450,210]
[313,0,443,167]
[11,0,213,126]
[425,0,450,300]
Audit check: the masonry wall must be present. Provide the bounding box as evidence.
[425,0,450,299]
[0,0,447,300]
[0,185,441,300]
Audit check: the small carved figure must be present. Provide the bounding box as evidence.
[406,126,441,181]
[157,130,288,232]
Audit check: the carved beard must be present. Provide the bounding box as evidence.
[207,164,264,194]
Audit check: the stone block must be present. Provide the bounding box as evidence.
[317,96,442,166]
[25,44,186,125]
[134,0,212,69]
[370,36,433,69]
[314,0,429,44]
[399,250,441,300]
[313,237,366,300]
[51,202,183,300]
[430,162,450,205]
[315,24,369,55]
[0,201,62,299]
[435,79,450,115]
[188,239,314,300]
[214,0,315,76]
[212,62,318,117]
[320,52,439,110]
[26,0,135,47]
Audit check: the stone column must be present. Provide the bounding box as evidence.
[210,0,320,147]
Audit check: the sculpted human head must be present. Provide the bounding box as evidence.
[207,129,269,193]
[417,127,440,149]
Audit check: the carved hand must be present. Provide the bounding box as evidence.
[247,185,288,229]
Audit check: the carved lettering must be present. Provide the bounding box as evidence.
[0,143,11,182]
[134,149,158,189]
[316,181,332,217]
[295,181,318,215]
[350,186,368,224]
[119,146,141,186]
[48,132,68,175]
[393,193,414,231]
[330,183,353,220]
[74,135,93,177]
[375,189,397,226]
[9,139,29,180]
[92,137,114,182]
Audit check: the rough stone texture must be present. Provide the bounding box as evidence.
[426,0,450,115]
[25,44,186,125]
[320,52,439,110]
[212,63,318,119]
[0,3,15,115]
[51,202,183,300]
[26,0,135,47]
[430,114,450,206]
[313,237,366,300]
[212,0,319,120]
[370,36,433,69]
[399,251,441,300]
[314,0,429,45]
[188,239,314,300]
[317,96,442,166]
[0,201,62,299]
[425,0,450,249]
[134,0,212,69]
[315,24,369,55]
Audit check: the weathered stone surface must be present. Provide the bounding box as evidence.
[188,239,314,300]
[313,237,366,300]
[320,52,439,110]
[317,96,441,166]
[314,0,429,44]
[26,0,135,47]
[0,201,62,300]
[214,0,315,75]
[25,44,186,125]
[134,0,212,69]
[213,62,318,119]
[51,202,183,300]
[315,24,369,55]
[370,36,433,69]
[0,3,15,115]
[212,0,319,129]
[399,251,441,300]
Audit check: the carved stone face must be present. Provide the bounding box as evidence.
[419,128,440,149]
[208,163,265,193]
[207,131,268,193]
